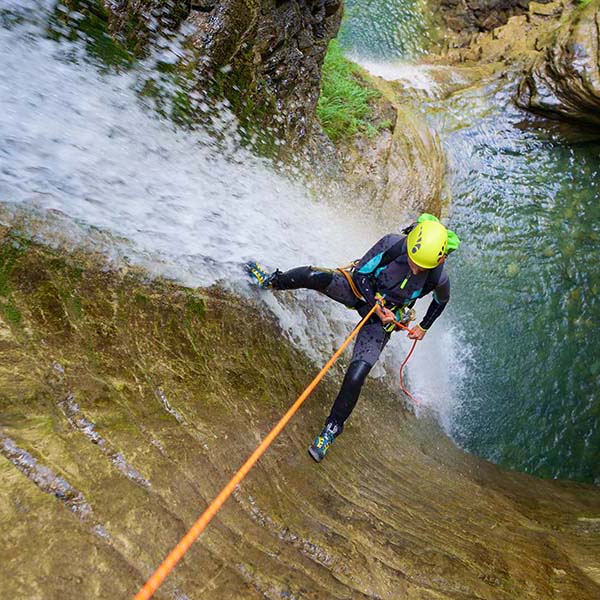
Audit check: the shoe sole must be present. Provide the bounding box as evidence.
[308,446,323,462]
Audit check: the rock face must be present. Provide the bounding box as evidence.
[515,1,600,127]
[181,0,344,148]
[437,0,543,33]
[61,0,343,149]
[1,226,600,599]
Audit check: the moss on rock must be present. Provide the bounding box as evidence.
[1,228,599,598]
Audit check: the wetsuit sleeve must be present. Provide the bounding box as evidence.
[420,271,450,330]
[353,234,400,307]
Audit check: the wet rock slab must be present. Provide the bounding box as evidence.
[0,228,599,598]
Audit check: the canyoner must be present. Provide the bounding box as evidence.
[247,213,461,461]
[135,218,462,600]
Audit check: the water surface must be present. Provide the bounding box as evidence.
[442,95,600,483]
[340,4,600,484]
[340,0,433,59]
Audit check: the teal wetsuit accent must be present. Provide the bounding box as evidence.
[352,234,449,331]
[357,252,384,275]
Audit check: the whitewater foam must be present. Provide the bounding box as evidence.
[0,2,468,429]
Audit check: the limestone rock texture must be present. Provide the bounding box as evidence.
[515,1,600,127]
[1,221,599,600]
[105,0,343,147]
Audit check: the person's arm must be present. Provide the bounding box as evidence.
[409,272,450,339]
[353,234,400,307]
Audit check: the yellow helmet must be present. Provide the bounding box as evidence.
[406,220,448,269]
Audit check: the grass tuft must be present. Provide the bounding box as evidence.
[317,40,380,142]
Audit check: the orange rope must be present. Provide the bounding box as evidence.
[133,303,379,600]
[399,339,419,405]
[390,318,419,405]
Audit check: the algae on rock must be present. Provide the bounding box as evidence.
[1,228,599,599]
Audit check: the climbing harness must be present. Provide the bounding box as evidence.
[336,265,363,301]
[375,296,420,406]
[383,305,416,334]
[134,304,379,600]
[338,265,417,333]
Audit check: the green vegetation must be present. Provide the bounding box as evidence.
[0,300,22,326]
[0,235,29,297]
[185,296,206,320]
[48,0,134,68]
[317,39,380,142]
[0,235,29,327]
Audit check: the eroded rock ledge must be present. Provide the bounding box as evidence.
[335,72,446,218]
[430,0,600,130]
[515,1,600,127]
[438,0,542,33]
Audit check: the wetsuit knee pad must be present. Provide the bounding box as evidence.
[327,360,373,428]
[273,266,333,291]
[345,360,372,387]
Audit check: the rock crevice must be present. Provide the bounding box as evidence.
[516,1,600,127]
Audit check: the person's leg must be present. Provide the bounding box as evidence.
[308,316,389,462]
[326,318,390,430]
[270,266,331,291]
[270,266,359,308]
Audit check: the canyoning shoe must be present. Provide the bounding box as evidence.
[308,422,342,462]
[245,261,276,289]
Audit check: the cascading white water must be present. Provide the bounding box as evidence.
[0,0,466,420]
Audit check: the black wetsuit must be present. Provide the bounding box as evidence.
[270,233,450,432]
